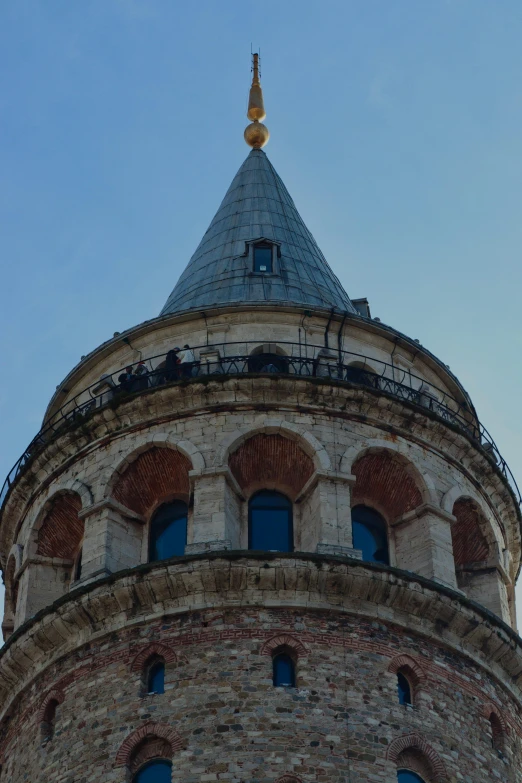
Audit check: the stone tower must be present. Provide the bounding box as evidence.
[0,58,521,783]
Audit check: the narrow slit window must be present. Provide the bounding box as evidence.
[273,653,295,687]
[147,660,165,695]
[397,672,412,706]
[254,244,273,273]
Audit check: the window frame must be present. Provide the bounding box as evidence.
[247,239,280,276]
[351,504,390,565]
[148,500,188,563]
[248,490,294,553]
[133,759,173,783]
[272,650,296,688]
[397,771,426,783]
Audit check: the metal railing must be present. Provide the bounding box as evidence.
[1,341,520,508]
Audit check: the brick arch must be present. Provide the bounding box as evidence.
[36,492,83,560]
[275,776,303,783]
[115,721,184,767]
[37,689,65,723]
[131,642,177,673]
[388,733,448,782]
[260,634,308,658]
[451,498,490,566]
[217,422,331,471]
[387,654,427,687]
[112,446,192,517]
[482,702,509,735]
[229,434,314,499]
[351,449,424,523]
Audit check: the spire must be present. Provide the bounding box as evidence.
[160,149,357,317]
[244,53,270,149]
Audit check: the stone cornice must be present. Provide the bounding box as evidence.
[0,552,521,721]
[77,497,146,523]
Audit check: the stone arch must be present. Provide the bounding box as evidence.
[260,634,308,658]
[387,732,448,783]
[131,642,177,673]
[109,445,193,518]
[229,433,315,500]
[387,733,448,782]
[350,448,427,524]
[115,721,184,768]
[217,421,331,472]
[387,654,427,688]
[34,491,84,560]
[340,440,436,504]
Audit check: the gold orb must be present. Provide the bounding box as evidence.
[244,121,270,149]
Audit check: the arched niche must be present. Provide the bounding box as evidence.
[452,497,511,623]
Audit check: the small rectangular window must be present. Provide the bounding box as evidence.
[254,245,273,273]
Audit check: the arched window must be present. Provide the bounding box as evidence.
[134,760,172,783]
[146,658,165,695]
[351,505,389,564]
[41,699,59,743]
[273,653,296,687]
[397,773,426,783]
[249,491,293,552]
[397,672,412,706]
[489,712,505,752]
[149,501,188,562]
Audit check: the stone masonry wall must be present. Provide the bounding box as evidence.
[1,603,521,783]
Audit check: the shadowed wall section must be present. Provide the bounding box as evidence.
[451,499,490,566]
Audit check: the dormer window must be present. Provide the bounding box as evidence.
[253,243,273,273]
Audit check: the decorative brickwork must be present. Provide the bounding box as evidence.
[229,433,314,498]
[36,689,64,723]
[115,721,184,767]
[131,642,177,672]
[452,498,490,565]
[112,446,191,516]
[36,492,83,559]
[260,633,308,657]
[351,450,423,521]
[387,733,448,781]
[388,654,427,687]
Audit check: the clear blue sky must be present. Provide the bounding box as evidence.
[1,1,522,624]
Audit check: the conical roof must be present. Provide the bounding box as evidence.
[160,148,357,317]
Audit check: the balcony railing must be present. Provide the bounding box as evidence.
[1,341,520,508]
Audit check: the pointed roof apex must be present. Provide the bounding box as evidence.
[160,148,357,317]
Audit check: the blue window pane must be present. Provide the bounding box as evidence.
[249,491,293,552]
[254,246,272,273]
[397,772,425,783]
[134,760,172,783]
[148,661,165,694]
[397,672,412,705]
[351,505,389,564]
[273,654,295,687]
[149,501,187,561]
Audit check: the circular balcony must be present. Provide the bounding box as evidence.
[1,341,520,509]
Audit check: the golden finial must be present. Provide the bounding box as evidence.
[244,53,270,149]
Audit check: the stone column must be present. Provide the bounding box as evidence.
[185,467,243,554]
[393,503,458,589]
[457,553,511,624]
[78,499,145,583]
[15,556,73,623]
[297,471,361,558]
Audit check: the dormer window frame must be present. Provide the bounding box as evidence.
[246,238,281,276]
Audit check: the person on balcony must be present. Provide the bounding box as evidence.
[179,344,195,378]
[133,361,149,391]
[118,366,135,392]
[164,347,181,382]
